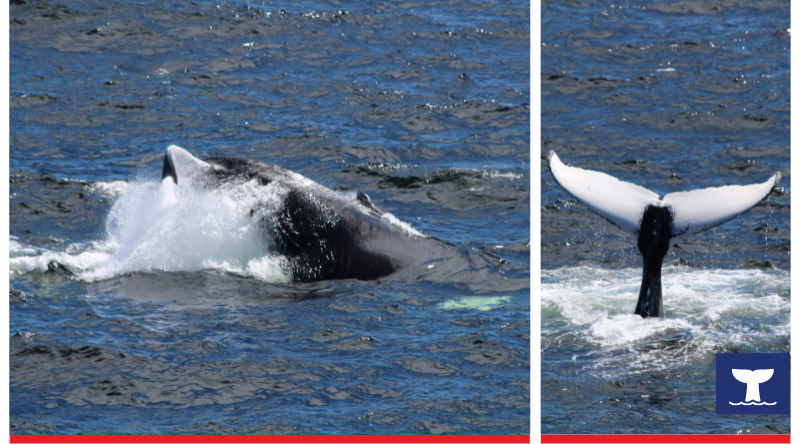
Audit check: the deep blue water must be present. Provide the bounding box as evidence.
[10,0,529,435]
[541,0,789,435]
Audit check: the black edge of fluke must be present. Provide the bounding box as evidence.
[162,151,177,184]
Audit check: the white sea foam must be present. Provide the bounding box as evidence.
[89,180,129,197]
[92,176,293,282]
[541,265,790,377]
[381,213,425,237]
[11,176,294,283]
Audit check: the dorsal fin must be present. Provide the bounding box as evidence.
[357,192,382,216]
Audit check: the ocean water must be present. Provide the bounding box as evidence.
[541,0,789,435]
[10,0,529,435]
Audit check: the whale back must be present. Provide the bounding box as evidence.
[161,145,425,282]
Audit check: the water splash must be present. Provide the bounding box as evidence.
[11,177,292,282]
[541,265,790,378]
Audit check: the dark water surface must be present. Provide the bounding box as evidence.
[541,0,789,436]
[10,0,529,435]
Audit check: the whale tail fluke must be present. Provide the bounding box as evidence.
[547,151,658,236]
[547,151,780,318]
[664,171,781,237]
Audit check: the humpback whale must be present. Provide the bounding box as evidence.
[160,145,428,282]
[547,151,781,318]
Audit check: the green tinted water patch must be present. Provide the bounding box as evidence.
[439,296,511,311]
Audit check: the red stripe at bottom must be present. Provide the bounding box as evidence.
[542,435,789,443]
[10,435,531,444]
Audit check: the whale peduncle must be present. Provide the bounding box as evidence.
[635,204,672,318]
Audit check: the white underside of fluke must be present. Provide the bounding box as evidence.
[547,151,780,238]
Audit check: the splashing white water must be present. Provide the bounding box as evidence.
[11,177,292,282]
[541,265,790,377]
